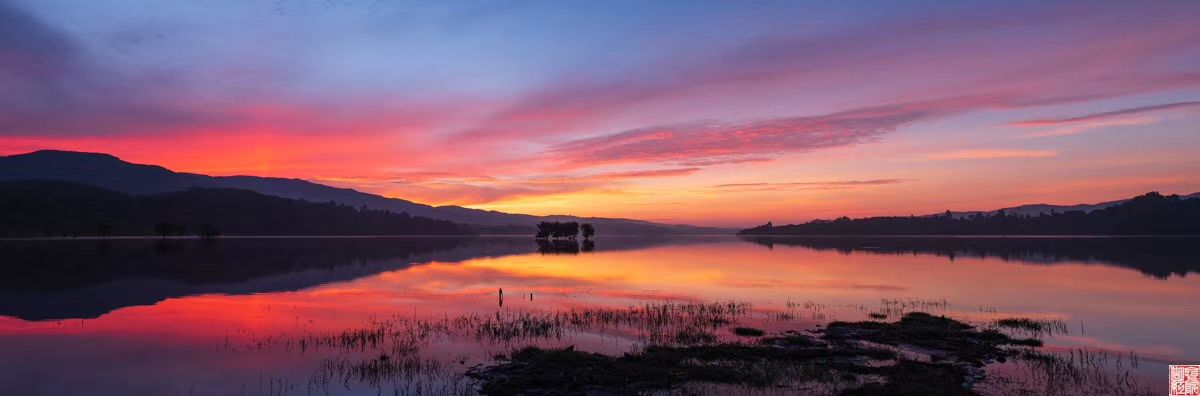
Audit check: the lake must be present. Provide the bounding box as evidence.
[1,236,1197,395]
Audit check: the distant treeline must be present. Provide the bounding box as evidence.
[0,180,473,237]
[739,192,1200,235]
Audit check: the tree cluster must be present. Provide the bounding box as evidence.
[535,221,578,239]
[738,192,1200,236]
[535,221,596,240]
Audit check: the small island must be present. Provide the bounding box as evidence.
[534,221,596,254]
[534,221,595,240]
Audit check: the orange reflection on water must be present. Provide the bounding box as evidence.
[3,240,1197,357]
[0,237,1196,395]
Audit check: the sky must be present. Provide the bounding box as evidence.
[1,0,1199,227]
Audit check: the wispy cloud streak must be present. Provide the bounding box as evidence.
[325,167,703,205]
[926,150,1057,160]
[545,100,971,168]
[713,179,912,191]
[1012,100,1200,126]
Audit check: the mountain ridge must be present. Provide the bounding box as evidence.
[0,179,474,237]
[939,192,1200,219]
[741,192,1200,235]
[0,150,731,234]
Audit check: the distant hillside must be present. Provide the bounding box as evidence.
[0,180,472,237]
[0,150,731,235]
[942,193,1200,219]
[740,192,1200,235]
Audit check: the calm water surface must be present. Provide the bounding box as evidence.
[0,236,1197,395]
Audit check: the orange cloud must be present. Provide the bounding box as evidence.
[366,167,703,206]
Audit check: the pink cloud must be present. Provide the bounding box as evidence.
[544,100,965,168]
[533,70,1200,170]
[4,0,1198,215]
[926,150,1058,161]
[448,2,1200,151]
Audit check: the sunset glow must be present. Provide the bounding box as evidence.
[5,4,1200,394]
[2,1,1199,226]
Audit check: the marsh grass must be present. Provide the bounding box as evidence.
[241,301,750,356]
[234,301,754,392]
[876,297,951,317]
[991,317,1070,338]
[779,298,828,321]
[231,298,1148,395]
[983,347,1152,396]
[307,352,477,395]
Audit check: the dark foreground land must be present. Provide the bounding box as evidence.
[468,312,1051,395]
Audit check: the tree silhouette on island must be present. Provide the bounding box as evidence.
[530,220,595,255]
[534,221,596,254]
[534,221,595,240]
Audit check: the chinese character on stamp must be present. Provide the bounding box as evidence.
[1172,365,1200,396]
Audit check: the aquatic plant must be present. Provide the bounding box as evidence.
[229,299,1147,395]
[992,317,1070,338]
[983,347,1152,396]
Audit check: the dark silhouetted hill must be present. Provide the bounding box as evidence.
[0,180,472,237]
[0,150,731,235]
[740,192,1200,236]
[939,192,1200,219]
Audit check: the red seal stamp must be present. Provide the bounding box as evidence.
[1173,365,1200,396]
